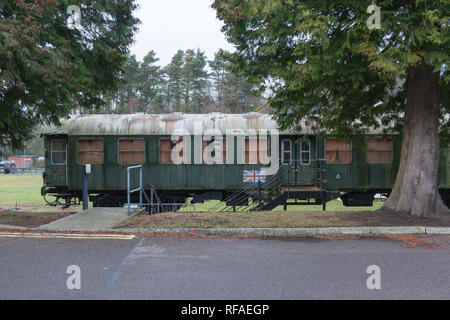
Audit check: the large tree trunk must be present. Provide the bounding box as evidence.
[382,63,449,217]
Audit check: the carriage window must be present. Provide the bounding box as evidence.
[51,140,66,165]
[300,140,310,165]
[366,138,393,163]
[77,139,104,164]
[281,139,291,164]
[258,137,269,164]
[326,139,351,163]
[243,137,258,164]
[118,139,145,164]
[203,137,226,164]
[160,138,185,164]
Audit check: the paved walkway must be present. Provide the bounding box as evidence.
[38,208,139,231]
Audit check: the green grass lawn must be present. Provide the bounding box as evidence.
[0,174,82,212]
[0,174,46,206]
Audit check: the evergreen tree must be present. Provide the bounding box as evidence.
[121,54,141,113]
[0,0,139,149]
[209,50,262,113]
[209,50,228,108]
[138,51,165,113]
[165,50,184,112]
[187,49,210,113]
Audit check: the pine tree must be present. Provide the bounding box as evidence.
[209,50,261,113]
[209,50,228,109]
[165,50,184,112]
[138,51,165,113]
[188,49,210,113]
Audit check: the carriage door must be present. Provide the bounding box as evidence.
[45,136,68,186]
[287,137,314,185]
[297,137,315,185]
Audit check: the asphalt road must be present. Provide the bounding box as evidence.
[0,235,449,299]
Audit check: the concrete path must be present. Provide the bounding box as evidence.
[38,208,139,231]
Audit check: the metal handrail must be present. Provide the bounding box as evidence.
[209,158,328,212]
[127,165,196,215]
[211,163,286,212]
[127,165,152,215]
[209,163,286,212]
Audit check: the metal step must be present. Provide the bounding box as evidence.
[280,186,320,192]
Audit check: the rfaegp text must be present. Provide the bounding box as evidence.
[180,304,270,317]
[225,305,269,315]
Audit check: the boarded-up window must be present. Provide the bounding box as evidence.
[326,139,351,163]
[366,138,392,163]
[51,140,66,165]
[281,140,291,164]
[77,139,104,164]
[258,138,269,164]
[202,138,226,164]
[160,139,185,164]
[241,137,269,164]
[118,139,145,164]
[244,137,259,164]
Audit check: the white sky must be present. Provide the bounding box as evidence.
[130,0,235,66]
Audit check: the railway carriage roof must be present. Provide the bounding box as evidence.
[43,113,394,136]
[61,113,311,136]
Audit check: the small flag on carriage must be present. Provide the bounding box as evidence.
[243,170,266,183]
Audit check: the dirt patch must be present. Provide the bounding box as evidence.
[0,210,74,228]
[340,208,450,227]
[384,234,450,249]
[114,209,450,229]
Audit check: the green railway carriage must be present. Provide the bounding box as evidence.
[41,113,450,211]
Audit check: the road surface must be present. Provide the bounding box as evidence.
[0,234,448,299]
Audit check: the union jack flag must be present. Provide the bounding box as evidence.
[243,170,266,183]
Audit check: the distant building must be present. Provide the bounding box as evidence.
[7,155,39,168]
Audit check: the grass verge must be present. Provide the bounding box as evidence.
[114,208,450,229]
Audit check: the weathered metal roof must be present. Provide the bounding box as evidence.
[62,113,315,136]
[41,112,395,136]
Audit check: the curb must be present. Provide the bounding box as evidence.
[425,227,450,234]
[2,226,450,237]
[0,224,28,230]
[115,226,450,236]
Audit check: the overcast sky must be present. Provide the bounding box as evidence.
[130,0,235,67]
